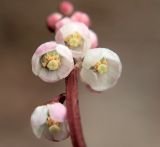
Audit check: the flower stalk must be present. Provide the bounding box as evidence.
[65,68,86,147]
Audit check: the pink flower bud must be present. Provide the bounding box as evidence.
[47,12,63,32]
[59,1,74,16]
[71,11,91,27]
[89,30,98,48]
[55,17,72,30]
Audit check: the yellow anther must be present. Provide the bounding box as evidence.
[47,60,60,71]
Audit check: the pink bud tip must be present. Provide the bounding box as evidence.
[55,17,71,30]
[59,1,74,16]
[71,11,91,27]
[47,12,63,32]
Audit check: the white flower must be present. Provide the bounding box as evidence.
[31,103,69,141]
[32,41,74,83]
[80,48,122,91]
[55,22,91,58]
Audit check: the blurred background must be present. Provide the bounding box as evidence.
[0,0,160,147]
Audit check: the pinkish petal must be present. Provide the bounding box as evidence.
[47,103,67,122]
[89,30,98,48]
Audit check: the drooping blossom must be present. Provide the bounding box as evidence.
[55,22,91,58]
[80,48,122,91]
[32,41,74,82]
[31,102,69,141]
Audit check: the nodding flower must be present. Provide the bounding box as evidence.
[55,22,91,58]
[31,102,69,141]
[80,48,122,92]
[32,41,74,83]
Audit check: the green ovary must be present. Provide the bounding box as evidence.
[47,116,61,134]
[91,58,109,74]
[40,51,61,71]
[49,125,61,134]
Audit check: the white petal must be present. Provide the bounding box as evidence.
[81,48,122,91]
[82,49,104,69]
[31,105,48,138]
[56,44,74,79]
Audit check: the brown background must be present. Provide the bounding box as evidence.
[0,0,160,147]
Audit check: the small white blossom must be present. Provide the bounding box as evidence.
[31,103,69,141]
[55,22,91,58]
[32,41,74,83]
[80,48,122,91]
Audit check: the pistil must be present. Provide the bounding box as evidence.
[64,32,84,49]
[41,51,61,71]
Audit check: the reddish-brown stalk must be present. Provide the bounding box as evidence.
[65,68,86,147]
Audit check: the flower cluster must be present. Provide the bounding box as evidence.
[31,1,122,142]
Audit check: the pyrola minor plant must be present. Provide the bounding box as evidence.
[30,1,122,147]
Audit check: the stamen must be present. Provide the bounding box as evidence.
[91,58,108,74]
[64,32,84,49]
[40,51,61,71]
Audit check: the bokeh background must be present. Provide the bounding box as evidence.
[0,0,160,147]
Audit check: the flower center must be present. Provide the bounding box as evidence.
[47,116,61,134]
[64,32,84,49]
[91,58,108,74]
[40,51,61,71]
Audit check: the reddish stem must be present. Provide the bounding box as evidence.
[65,68,86,147]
